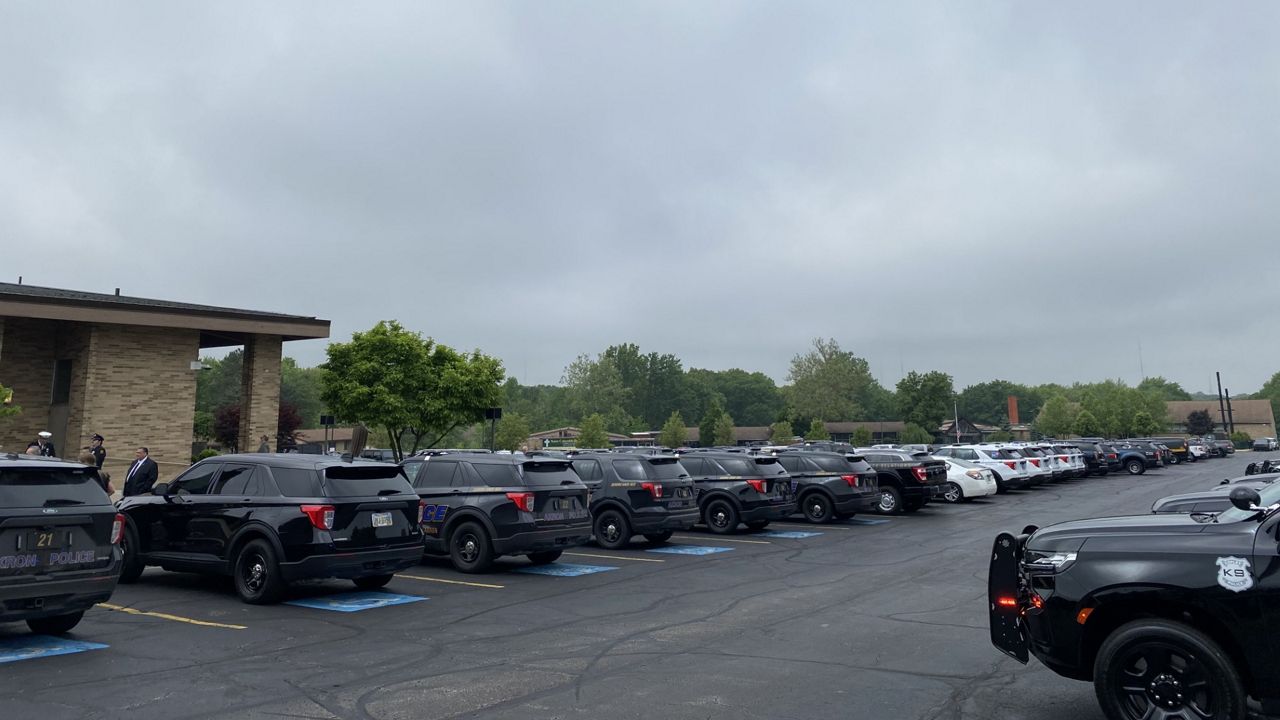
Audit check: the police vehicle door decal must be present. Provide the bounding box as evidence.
[1215,556,1253,592]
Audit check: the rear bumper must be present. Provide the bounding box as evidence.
[631,507,700,534]
[492,523,592,556]
[0,556,121,623]
[280,545,422,582]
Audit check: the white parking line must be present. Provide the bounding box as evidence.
[671,535,771,545]
[564,551,666,563]
[396,574,505,589]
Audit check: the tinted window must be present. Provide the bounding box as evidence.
[401,461,422,483]
[519,461,581,487]
[213,465,253,495]
[323,465,411,496]
[678,457,706,475]
[0,466,109,507]
[776,456,805,474]
[645,458,688,480]
[271,467,325,497]
[475,463,521,486]
[717,457,758,476]
[420,461,458,488]
[572,460,603,482]
[754,457,789,476]
[612,458,648,482]
[807,455,850,473]
[174,463,219,495]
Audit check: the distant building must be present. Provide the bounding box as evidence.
[1165,399,1275,439]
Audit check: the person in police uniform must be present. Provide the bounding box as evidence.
[89,433,106,468]
[33,431,56,457]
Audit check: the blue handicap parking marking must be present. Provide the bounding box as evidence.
[0,635,108,664]
[756,530,823,539]
[513,562,618,577]
[285,591,427,613]
[846,518,890,526]
[645,545,734,556]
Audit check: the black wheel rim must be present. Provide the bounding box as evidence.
[241,552,267,594]
[599,514,622,543]
[456,532,480,563]
[1114,641,1214,719]
[807,497,828,520]
[709,504,730,529]
[879,491,896,512]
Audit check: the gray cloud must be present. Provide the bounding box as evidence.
[2,2,1277,395]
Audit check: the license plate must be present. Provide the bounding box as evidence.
[554,498,574,511]
[371,512,394,528]
[25,530,67,551]
[668,500,690,508]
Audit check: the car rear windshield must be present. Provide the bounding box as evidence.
[321,465,412,497]
[716,457,758,476]
[1001,449,1026,458]
[0,466,109,508]
[519,461,581,487]
[753,457,788,476]
[645,458,689,480]
[806,455,851,473]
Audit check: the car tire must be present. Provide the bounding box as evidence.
[119,523,145,584]
[942,482,964,503]
[26,611,85,635]
[1168,453,1180,465]
[744,520,770,531]
[593,509,631,550]
[643,531,674,544]
[703,498,740,534]
[801,492,834,524]
[352,574,394,590]
[877,486,903,515]
[1093,618,1246,720]
[1126,459,1145,475]
[233,538,286,604]
[527,550,562,565]
[449,521,495,573]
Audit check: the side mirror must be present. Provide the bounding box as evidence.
[1229,486,1262,512]
[152,482,169,496]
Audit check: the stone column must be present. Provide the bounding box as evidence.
[238,334,282,452]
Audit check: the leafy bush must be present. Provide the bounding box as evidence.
[987,430,1014,442]
[191,448,220,463]
[899,423,935,445]
[1230,431,1253,449]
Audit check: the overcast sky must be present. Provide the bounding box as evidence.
[3,2,1278,394]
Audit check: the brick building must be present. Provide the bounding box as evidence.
[0,282,329,484]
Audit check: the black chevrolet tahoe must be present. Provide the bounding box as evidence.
[0,454,123,634]
[401,452,591,572]
[989,483,1280,719]
[570,453,699,548]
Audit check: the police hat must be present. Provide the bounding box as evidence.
[91,433,104,442]
[38,431,52,439]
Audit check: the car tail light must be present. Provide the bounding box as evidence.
[841,474,857,487]
[300,504,335,530]
[641,482,664,498]
[1029,459,1040,467]
[744,479,765,493]
[110,514,125,545]
[505,492,535,512]
[1004,461,1016,470]
[912,466,928,483]
[965,469,983,480]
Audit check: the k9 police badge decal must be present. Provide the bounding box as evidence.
[1215,556,1253,592]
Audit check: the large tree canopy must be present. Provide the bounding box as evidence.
[321,320,505,461]
[896,370,955,431]
[784,338,889,423]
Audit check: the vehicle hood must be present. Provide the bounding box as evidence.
[1030,513,1208,547]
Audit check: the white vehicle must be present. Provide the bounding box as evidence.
[1005,445,1053,485]
[938,458,998,503]
[1188,442,1210,460]
[931,445,1032,492]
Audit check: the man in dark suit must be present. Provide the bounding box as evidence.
[124,447,159,497]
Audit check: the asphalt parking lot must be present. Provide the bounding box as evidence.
[0,454,1268,720]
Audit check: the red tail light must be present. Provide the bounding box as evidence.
[744,479,765,493]
[841,474,858,487]
[1029,459,1040,467]
[1004,461,1016,469]
[505,492,535,512]
[641,482,664,498]
[912,466,928,482]
[300,504,335,530]
[110,513,125,545]
[996,596,1019,608]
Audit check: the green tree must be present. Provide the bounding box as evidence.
[192,410,214,441]
[957,380,1044,426]
[576,413,610,449]
[899,423,934,444]
[281,357,326,428]
[0,382,22,419]
[659,411,687,449]
[1072,409,1103,438]
[851,426,872,446]
[1035,395,1076,438]
[784,338,887,422]
[494,412,532,452]
[896,371,955,431]
[691,368,784,426]
[987,429,1014,442]
[769,420,795,444]
[195,350,243,413]
[321,320,505,461]
[1138,376,1193,401]
[1255,371,1280,424]
[562,352,630,424]
[1132,410,1162,436]
[1185,409,1214,436]
[806,418,830,441]
[699,399,725,449]
[713,412,736,447]
[1230,430,1253,449]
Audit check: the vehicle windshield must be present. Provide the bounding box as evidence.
[645,457,689,480]
[519,461,581,487]
[0,466,109,507]
[717,457,757,476]
[1214,482,1280,523]
[1001,449,1025,458]
[322,465,412,496]
[807,455,851,473]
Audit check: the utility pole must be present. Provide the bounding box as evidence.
[1225,389,1236,435]
[1216,372,1228,437]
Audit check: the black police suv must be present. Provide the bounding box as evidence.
[675,451,796,534]
[771,449,879,523]
[118,455,424,604]
[400,452,591,572]
[570,453,699,548]
[0,453,123,634]
[856,448,948,514]
[989,483,1280,719]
